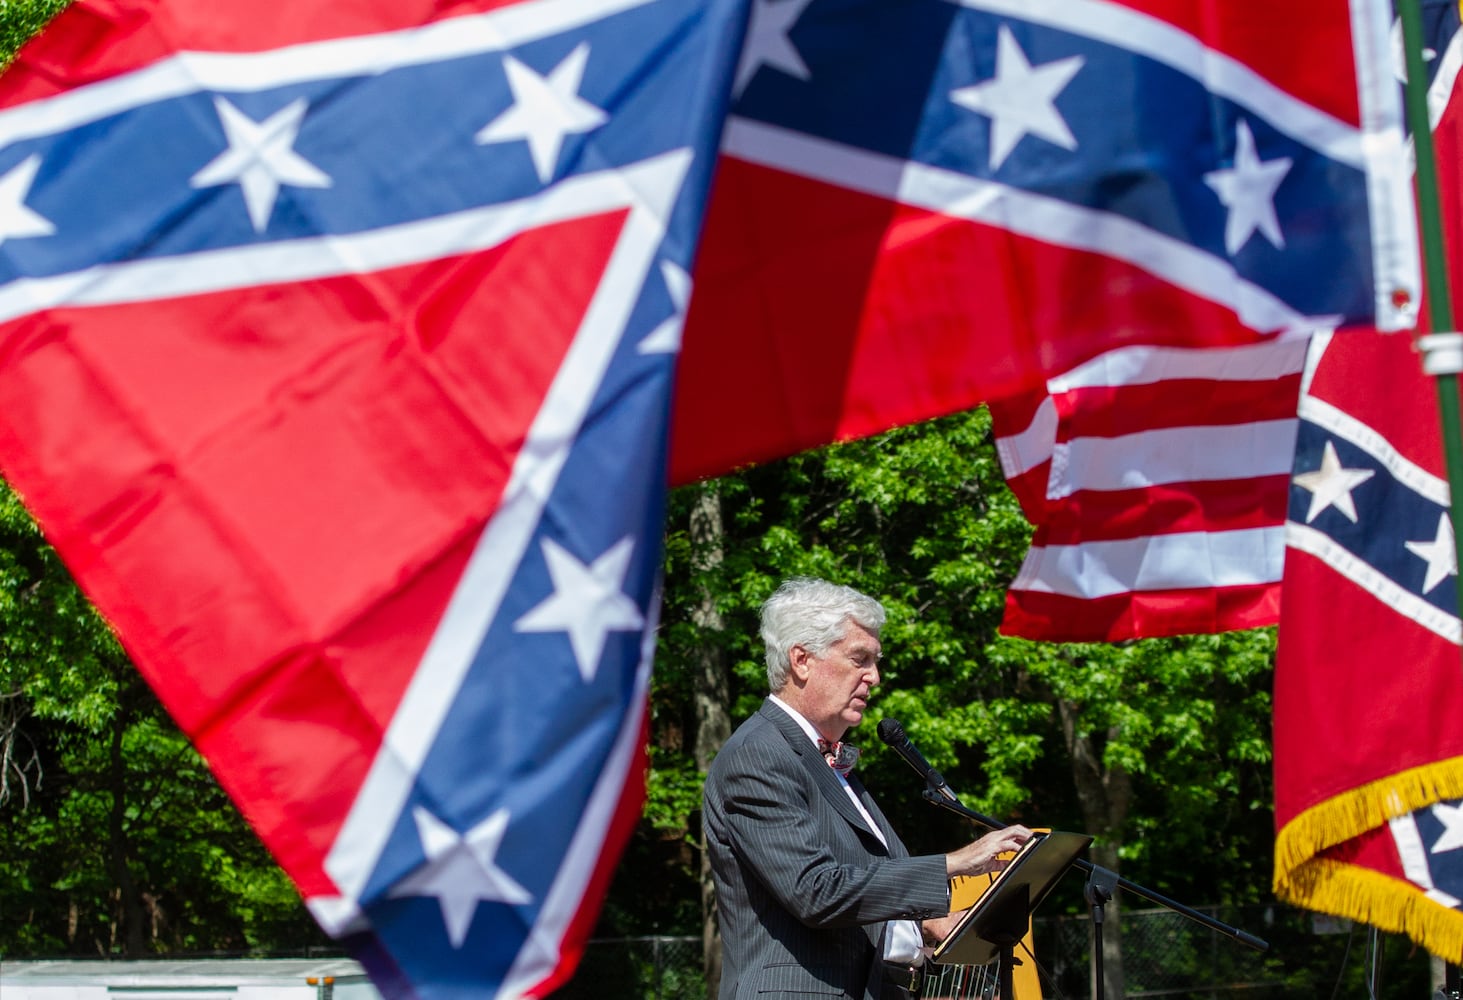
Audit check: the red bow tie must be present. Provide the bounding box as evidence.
[817,739,859,776]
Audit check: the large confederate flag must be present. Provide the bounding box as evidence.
[0,0,1432,996]
[0,0,744,996]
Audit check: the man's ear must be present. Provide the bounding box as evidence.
[788,644,813,683]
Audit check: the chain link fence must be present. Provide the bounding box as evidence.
[551,906,1437,999]
[552,935,706,1000]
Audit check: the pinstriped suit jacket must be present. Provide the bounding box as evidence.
[704,700,951,1000]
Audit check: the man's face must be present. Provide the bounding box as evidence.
[793,620,882,741]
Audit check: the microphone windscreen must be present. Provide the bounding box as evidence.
[876,718,905,745]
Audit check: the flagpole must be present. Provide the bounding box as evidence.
[1398,2,1463,976]
[1397,0,1463,636]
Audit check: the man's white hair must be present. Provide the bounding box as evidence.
[760,577,886,692]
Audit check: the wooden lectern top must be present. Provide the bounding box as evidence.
[933,829,1092,968]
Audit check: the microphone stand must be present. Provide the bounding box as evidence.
[918,778,1270,1000]
[1085,864,1119,1000]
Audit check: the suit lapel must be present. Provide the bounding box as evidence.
[849,774,905,859]
[758,700,879,841]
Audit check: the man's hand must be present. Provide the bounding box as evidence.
[943,825,1034,878]
[921,910,966,944]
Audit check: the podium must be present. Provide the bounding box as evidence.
[932,831,1092,998]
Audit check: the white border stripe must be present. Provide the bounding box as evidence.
[1390,800,1463,907]
[952,0,1365,163]
[498,588,660,998]
[308,150,691,932]
[0,0,655,146]
[1012,526,1285,597]
[1429,25,1463,129]
[723,119,1323,335]
[1391,812,1436,886]
[1299,329,1331,399]
[0,156,672,323]
[1299,394,1451,507]
[1287,521,1462,643]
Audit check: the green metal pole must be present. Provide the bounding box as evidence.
[1397,0,1463,628]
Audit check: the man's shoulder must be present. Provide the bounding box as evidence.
[723,702,779,748]
[709,703,794,771]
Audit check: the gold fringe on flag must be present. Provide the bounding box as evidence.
[1274,756,1463,874]
[1274,755,1463,962]
[1277,858,1463,963]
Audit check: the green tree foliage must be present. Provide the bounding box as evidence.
[1,480,327,957]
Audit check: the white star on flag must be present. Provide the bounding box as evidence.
[190,97,332,233]
[732,0,815,96]
[476,43,608,183]
[514,536,645,681]
[1432,802,1463,854]
[637,260,692,354]
[0,154,55,246]
[1292,440,1375,523]
[388,806,532,949]
[1404,513,1458,594]
[949,24,1085,172]
[1203,119,1293,255]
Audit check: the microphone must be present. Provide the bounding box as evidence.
[877,718,957,802]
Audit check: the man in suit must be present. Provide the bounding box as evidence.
[704,577,1033,1000]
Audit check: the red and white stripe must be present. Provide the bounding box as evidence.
[989,338,1306,642]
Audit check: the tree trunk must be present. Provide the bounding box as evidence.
[108,681,146,958]
[0,687,40,808]
[690,482,730,999]
[1059,696,1132,1000]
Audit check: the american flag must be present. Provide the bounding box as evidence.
[669,0,1419,485]
[0,0,743,996]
